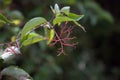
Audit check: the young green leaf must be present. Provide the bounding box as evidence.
[67,13,84,21]
[53,16,85,31]
[60,6,70,15]
[26,32,40,38]
[21,17,47,40]
[0,13,11,23]
[47,29,55,44]
[1,66,33,80]
[73,21,86,32]
[22,33,45,46]
[53,16,73,25]
[21,32,39,43]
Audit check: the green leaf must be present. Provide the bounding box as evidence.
[50,6,55,14]
[43,27,55,45]
[21,17,47,40]
[53,16,85,31]
[26,32,40,38]
[53,16,73,25]
[1,66,33,80]
[47,29,55,44]
[22,33,45,46]
[0,13,11,23]
[21,32,40,43]
[67,13,84,21]
[60,6,70,15]
[73,21,86,32]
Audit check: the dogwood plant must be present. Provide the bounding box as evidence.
[0,4,84,80]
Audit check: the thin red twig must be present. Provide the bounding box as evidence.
[49,22,78,56]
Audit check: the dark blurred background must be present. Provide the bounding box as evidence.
[0,0,120,80]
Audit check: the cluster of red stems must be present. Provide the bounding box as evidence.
[50,22,78,56]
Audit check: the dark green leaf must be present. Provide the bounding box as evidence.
[1,66,33,80]
[21,17,47,40]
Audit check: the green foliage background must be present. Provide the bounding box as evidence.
[0,0,120,80]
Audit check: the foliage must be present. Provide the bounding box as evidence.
[1,66,33,80]
[0,0,119,80]
[0,2,84,80]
